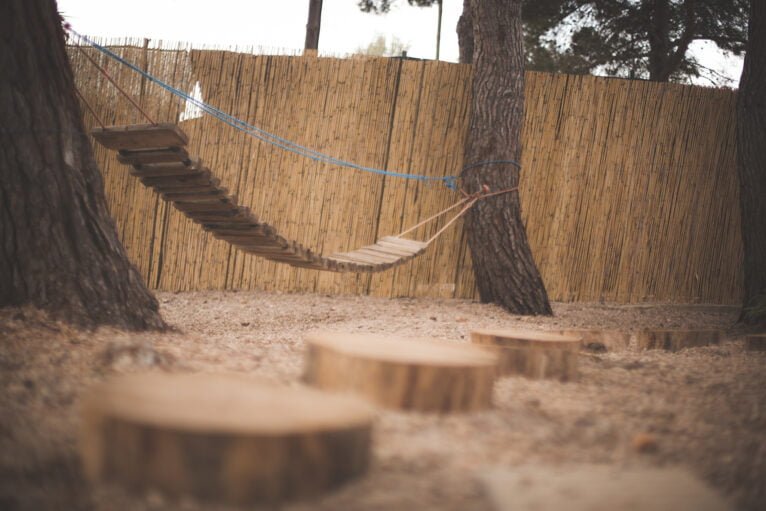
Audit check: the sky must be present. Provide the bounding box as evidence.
[58,0,743,87]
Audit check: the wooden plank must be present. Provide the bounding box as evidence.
[215,235,285,248]
[118,147,191,165]
[183,209,254,223]
[374,241,422,256]
[365,244,417,257]
[150,181,222,194]
[91,123,189,150]
[140,170,213,188]
[378,236,428,250]
[202,223,275,235]
[352,248,402,262]
[129,159,205,178]
[329,253,391,268]
[285,260,336,271]
[173,201,239,214]
[161,189,230,202]
[207,228,276,239]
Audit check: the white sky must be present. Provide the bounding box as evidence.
[58,0,743,86]
[58,0,463,60]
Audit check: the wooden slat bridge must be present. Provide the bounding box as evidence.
[91,124,428,273]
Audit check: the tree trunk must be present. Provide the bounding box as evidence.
[304,0,323,51]
[457,0,473,63]
[435,0,443,60]
[460,0,552,315]
[737,0,766,325]
[646,0,672,80]
[0,0,165,330]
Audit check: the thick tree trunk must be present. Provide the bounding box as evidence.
[0,0,165,330]
[646,0,672,80]
[304,0,323,51]
[435,0,443,60]
[646,0,695,82]
[460,0,552,315]
[457,0,473,63]
[737,0,766,325]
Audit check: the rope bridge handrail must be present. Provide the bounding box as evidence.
[66,26,460,189]
[90,123,517,273]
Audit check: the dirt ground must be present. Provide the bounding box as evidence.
[1,291,764,511]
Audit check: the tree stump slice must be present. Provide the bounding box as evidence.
[557,328,633,352]
[303,332,499,412]
[80,373,374,505]
[635,329,721,351]
[471,329,580,381]
[744,333,766,351]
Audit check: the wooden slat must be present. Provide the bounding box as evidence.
[129,159,204,178]
[118,147,191,165]
[77,45,741,301]
[366,244,418,257]
[161,190,229,202]
[151,182,222,194]
[351,248,402,262]
[91,123,188,150]
[378,236,428,250]
[140,169,213,187]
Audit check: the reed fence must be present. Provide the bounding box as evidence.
[68,40,743,304]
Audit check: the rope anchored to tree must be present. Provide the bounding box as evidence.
[65,25,522,191]
[70,24,523,272]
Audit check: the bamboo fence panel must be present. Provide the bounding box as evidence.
[69,42,743,304]
[69,41,192,289]
[517,73,741,303]
[370,60,474,299]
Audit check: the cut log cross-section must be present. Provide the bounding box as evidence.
[557,328,633,352]
[635,329,721,351]
[471,329,581,381]
[303,332,499,412]
[90,123,429,273]
[80,373,374,505]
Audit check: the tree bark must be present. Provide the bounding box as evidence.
[457,0,473,63]
[460,0,552,315]
[435,0,443,60]
[304,0,323,51]
[647,0,696,82]
[737,0,766,325]
[0,0,165,330]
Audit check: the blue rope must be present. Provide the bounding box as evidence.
[68,28,459,189]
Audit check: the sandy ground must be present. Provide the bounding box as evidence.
[1,291,765,511]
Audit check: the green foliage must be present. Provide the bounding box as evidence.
[523,0,749,83]
[358,0,438,14]
[359,0,749,83]
[356,34,410,56]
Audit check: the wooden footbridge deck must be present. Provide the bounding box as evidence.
[91,123,427,273]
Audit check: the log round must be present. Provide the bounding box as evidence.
[635,329,721,351]
[744,333,766,351]
[470,329,580,381]
[557,328,633,352]
[80,372,374,505]
[303,332,499,412]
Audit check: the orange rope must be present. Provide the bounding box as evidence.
[395,185,519,246]
[425,197,479,244]
[74,87,105,129]
[397,196,473,237]
[76,46,156,125]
